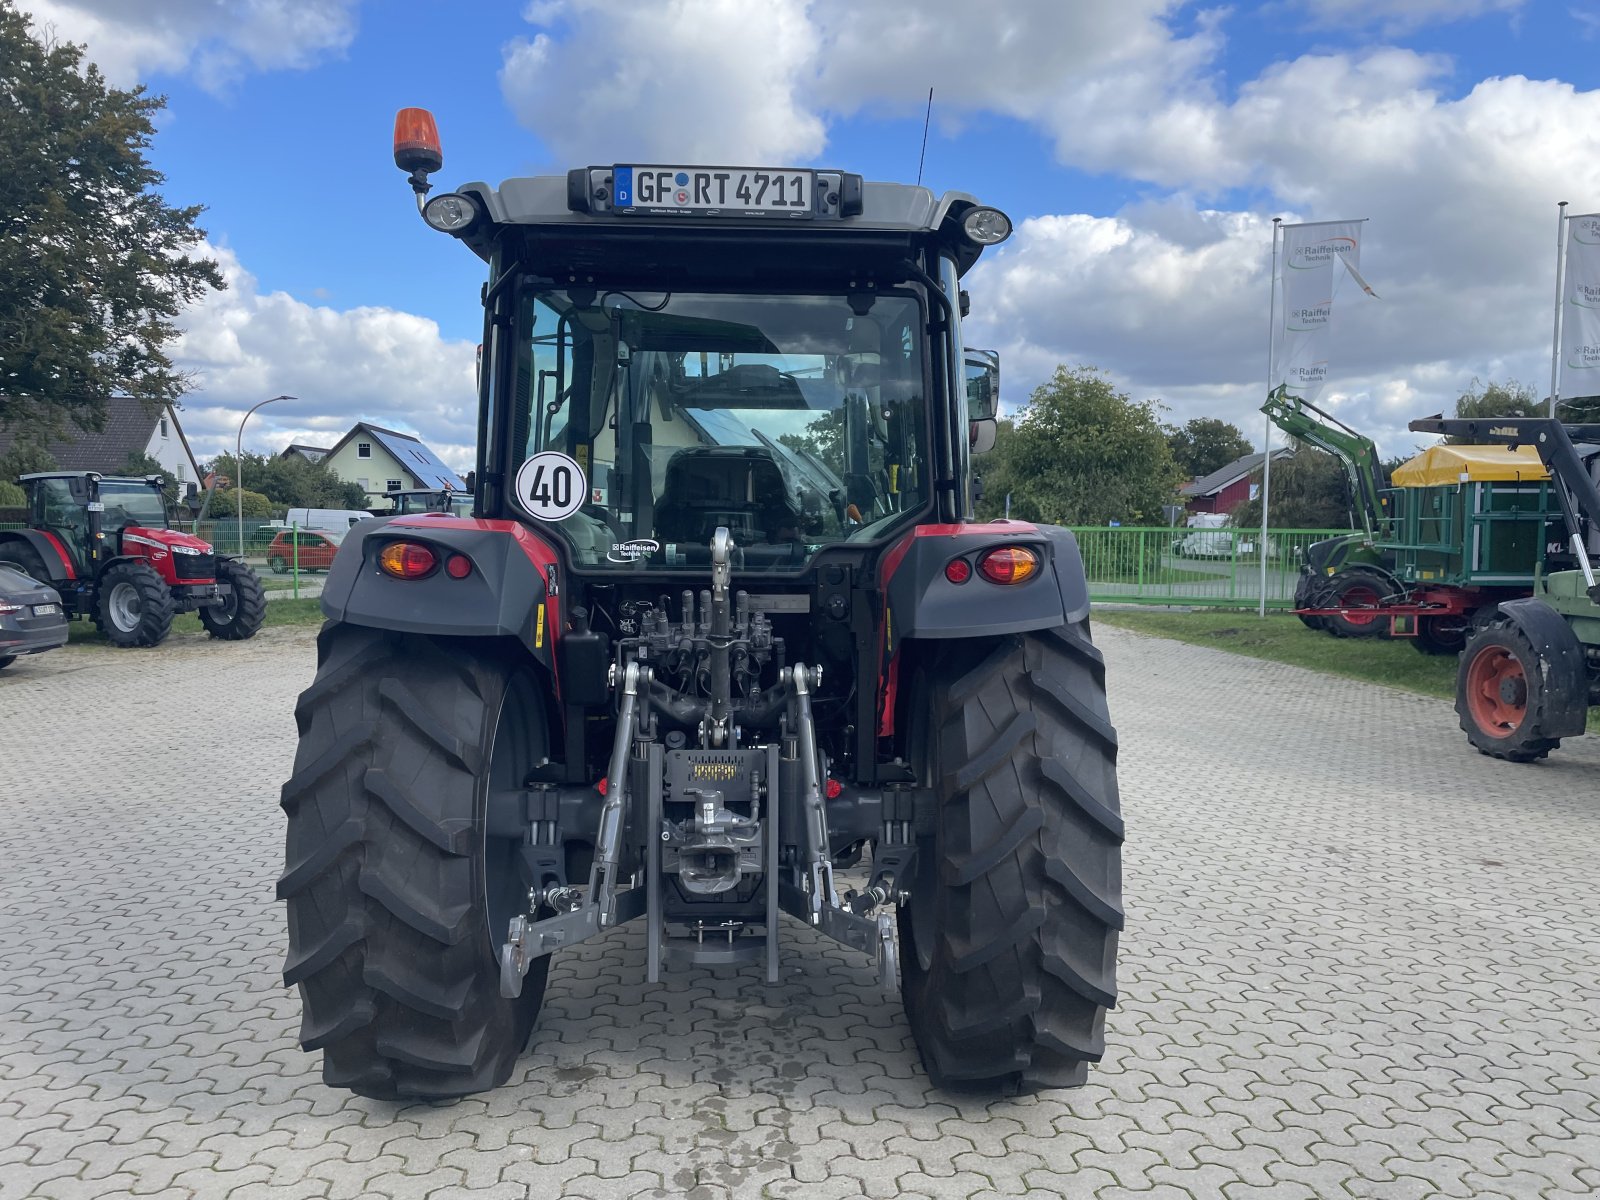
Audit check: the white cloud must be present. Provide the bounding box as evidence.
[15,0,357,90]
[498,0,1225,166]
[960,47,1600,452]
[500,0,824,164]
[171,244,478,472]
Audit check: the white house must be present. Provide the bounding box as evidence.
[321,422,466,506]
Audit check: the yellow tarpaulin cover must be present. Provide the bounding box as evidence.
[1390,443,1550,487]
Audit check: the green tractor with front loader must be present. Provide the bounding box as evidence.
[276,110,1125,1099]
[1268,387,1566,652]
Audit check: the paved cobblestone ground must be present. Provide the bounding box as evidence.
[2,623,1598,1199]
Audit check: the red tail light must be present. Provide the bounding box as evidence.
[944,558,972,584]
[378,540,438,579]
[977,546,1040,585]
[445,553,472,579]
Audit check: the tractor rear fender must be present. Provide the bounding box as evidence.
[319,516,560,681]
[883,522,1089,649]
[1494,597,1589,737]
[0,529,75,583]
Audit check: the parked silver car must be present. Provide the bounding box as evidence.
[0,563,68,670]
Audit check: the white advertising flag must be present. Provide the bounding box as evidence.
[1559,212,1600,396]
[1272,220,1368,404]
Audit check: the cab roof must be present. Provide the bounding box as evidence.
[19,472,161,484]
[448,171,997,276]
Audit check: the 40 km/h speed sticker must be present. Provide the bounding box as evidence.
[515,452,586,522]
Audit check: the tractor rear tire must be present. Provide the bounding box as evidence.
[1323,567,1390,639]
[1412,615,1469,656]
[899,623,1124,1092]
[278,625,552,1099]
[94,561,173,647]
[1456,622,1563,762]
[200,558,267,640]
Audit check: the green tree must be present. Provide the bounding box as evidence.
[207,451,367,510]
[1165,417,1253,480]
[972,418,1039,520]
[208,486,275,519]
[1557,393,1600,423]
[119,448,180,509]
[1230,449,1351,529]
[1447,379,1542,437]
[0,2,224,440]
[974,366,1182,525]
[0,439,57,506]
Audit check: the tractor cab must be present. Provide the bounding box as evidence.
[386,487,471,517]
[21,473,184,575]
[396,129,1012,578]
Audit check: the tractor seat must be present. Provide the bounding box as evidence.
[653,447,800,547]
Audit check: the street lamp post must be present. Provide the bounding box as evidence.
[236,395,296,557]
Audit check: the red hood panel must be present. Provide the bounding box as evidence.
[124,525,212,552]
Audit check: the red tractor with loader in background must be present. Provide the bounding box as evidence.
[0,472,265,647]
[277,110,1124,1101]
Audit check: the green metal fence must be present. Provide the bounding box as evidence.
[1071,526,1348,609]
[7,517,1347,610]
[0,519,320,600]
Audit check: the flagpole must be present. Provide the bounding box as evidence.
[1551,201,1569,418]
[1259,217,1282,618]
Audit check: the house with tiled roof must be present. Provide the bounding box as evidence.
[321,422,466,506]
[0,396,202,493]
[280,443,332,464]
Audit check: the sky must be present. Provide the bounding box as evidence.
[15,0,1600,471]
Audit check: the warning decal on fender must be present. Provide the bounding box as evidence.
[514,451,586,522]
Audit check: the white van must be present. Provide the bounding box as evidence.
[286,507,372,531]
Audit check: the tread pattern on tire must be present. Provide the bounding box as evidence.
[201,558,267,640]
[1293,571,1328,633]
[93,560,174,647]
[900,621,1124,1092]
[278,625,547,1099]
[1455,620,1562,763]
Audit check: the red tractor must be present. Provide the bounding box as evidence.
[0,472,266,647]
[277,112,1124,1100]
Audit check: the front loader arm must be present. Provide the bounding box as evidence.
[1261,385,1387,536]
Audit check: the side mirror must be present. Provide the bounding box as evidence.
[965,348,1000,455]
[964,348,999,420]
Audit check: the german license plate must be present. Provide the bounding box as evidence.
[32,603,60,616]
[613,166,813,215]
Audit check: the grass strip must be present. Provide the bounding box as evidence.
[1093,607,1457,700]
[66,597,325,645]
